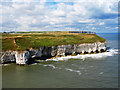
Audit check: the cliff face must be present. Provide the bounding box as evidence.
[1,42,107,65]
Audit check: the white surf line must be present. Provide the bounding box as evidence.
[46,49,118,62]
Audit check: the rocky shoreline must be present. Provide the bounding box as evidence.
[1,42,107,65]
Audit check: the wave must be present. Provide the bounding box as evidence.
[31,63,37,65]
[46,49,118,61]
[41,64,82,75]
[43,64,56,69]
[65,68,81,75]
[100,72,104,74]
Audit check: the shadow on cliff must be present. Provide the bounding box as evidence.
[27,56,54,65]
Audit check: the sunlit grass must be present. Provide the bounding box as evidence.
[1,31,106,51]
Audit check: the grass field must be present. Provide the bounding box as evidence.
[1,31,106,51]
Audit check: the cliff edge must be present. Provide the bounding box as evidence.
[1,31,107,65]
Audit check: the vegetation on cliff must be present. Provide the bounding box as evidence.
[1,31,106,51]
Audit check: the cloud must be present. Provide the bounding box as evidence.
[92,27,96,30]
[99,22,105,25]
[0,0,119,33]
[78,19,95,23]
[115,27,118,29]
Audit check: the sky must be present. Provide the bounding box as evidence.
[0,0,119,33]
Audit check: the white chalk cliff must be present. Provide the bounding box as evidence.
[1,42,107,65]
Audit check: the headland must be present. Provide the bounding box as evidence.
[1,31,107,65]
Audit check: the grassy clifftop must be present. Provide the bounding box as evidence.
[1,31,106,51]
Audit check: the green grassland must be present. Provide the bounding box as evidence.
[1,31,106,51]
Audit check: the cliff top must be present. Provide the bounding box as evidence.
[1,31,106,51]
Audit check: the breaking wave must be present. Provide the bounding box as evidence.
[46,49,119,61]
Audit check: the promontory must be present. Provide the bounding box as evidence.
[0,31,107,65]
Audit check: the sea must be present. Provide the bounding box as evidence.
[1,33,119,88]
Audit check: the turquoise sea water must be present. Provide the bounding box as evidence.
[2,33,119,88]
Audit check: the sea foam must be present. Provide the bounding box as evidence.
[46,49,118,62]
